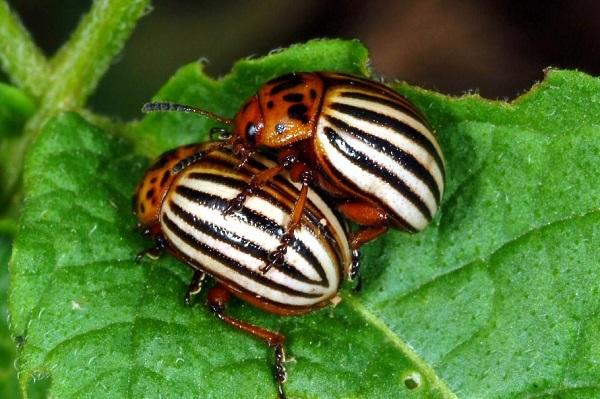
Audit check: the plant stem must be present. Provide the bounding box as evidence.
[0,0,50,99]
[4,0,151,200]
[47,0,151,113]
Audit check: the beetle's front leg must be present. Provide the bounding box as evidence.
[135,235,167,263]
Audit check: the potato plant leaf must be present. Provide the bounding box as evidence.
[9,39,600,398]
[0,236,20,398]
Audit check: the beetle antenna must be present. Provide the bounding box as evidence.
[141,102,233,125]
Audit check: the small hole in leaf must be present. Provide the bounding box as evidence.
[403,371,421,390]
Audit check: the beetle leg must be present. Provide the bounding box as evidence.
[184,270,206,306]
[223,165,284,215]
[350,249,362,292]
[337,201,390,249]
[135,235,167,263]
[207,285,288,399]
[349,225,389,249]
[337,201,390,288]
[171,140,231,174]
[262,169,312,274]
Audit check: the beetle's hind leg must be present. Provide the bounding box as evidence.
[207,285,288,399]
[184,270,207,306]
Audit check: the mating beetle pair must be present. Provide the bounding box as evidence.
[133,72,445,398]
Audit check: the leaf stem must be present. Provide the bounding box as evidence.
[4,0,151,199]
[0,1,50,99]
[47,0,151,113]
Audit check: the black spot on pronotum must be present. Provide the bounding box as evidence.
[310,89,317,99]
[150,177,157,184]
[140,203,146,213]
[246,122,258,146]
[267,100,274,109]
[146,189,155,200]
[287,104,309,123]
[283,93,304,102]
[150,155,169,171]
[161,170,171,187]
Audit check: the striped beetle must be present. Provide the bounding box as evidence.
[143,72,445,279]
[133,143,352,399]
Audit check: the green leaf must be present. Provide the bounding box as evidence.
[0,237,21,399]
[10,39,600,398]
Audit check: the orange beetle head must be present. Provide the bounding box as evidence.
[232,73,325,151]
[232,95,265,153]
[133,143,206,232]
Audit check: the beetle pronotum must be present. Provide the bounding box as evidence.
[133,144,352,398]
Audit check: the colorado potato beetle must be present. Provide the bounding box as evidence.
[133,144,352,398]
[143,72,445,278]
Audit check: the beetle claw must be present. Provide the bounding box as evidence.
[135,245,164,263]
[223,193,247,215]
[274,344,288,399]
[184,271,206,306]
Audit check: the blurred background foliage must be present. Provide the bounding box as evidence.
[5,0,600,119]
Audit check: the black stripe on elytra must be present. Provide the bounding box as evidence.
[270,74,305,95]
[320,73,401,100]
[162,213,322,298]
[324,127,432,222]
[338,90,425,124]
[186,169,325,236]
[168,200,327,287]
[179,151,347,270]
[187,165,336,247]
[329,102,445,178]
[185,172,291,214]
[184,161,345,270]
[267,173,346,268]
[173,184,330,283]
[326,115,441,204]
[237,151,347,244]
[316,150,417,233]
